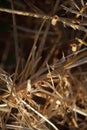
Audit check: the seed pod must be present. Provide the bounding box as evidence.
[51,15,59,26]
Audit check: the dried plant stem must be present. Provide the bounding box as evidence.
[0,7,87,33]
[20,20,46,82]
[73,107,87,117]
[61,5,87,18]
[37,0,60,67]
[76,3,87,18]
[0,7,51,20]
[15,25,54,35]
[53,48,87,69]
[11,0,19,62]
[63,50,87,69]
[46,63,63,99]
[5,124,31,130]
[36,21,51,59]
[22,100,59,130]
[66,57,87,69]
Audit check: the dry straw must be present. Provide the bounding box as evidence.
[0,1,87,130]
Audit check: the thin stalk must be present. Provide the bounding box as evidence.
[11,0,19,62]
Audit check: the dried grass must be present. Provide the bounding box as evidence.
[0,0,87,130]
